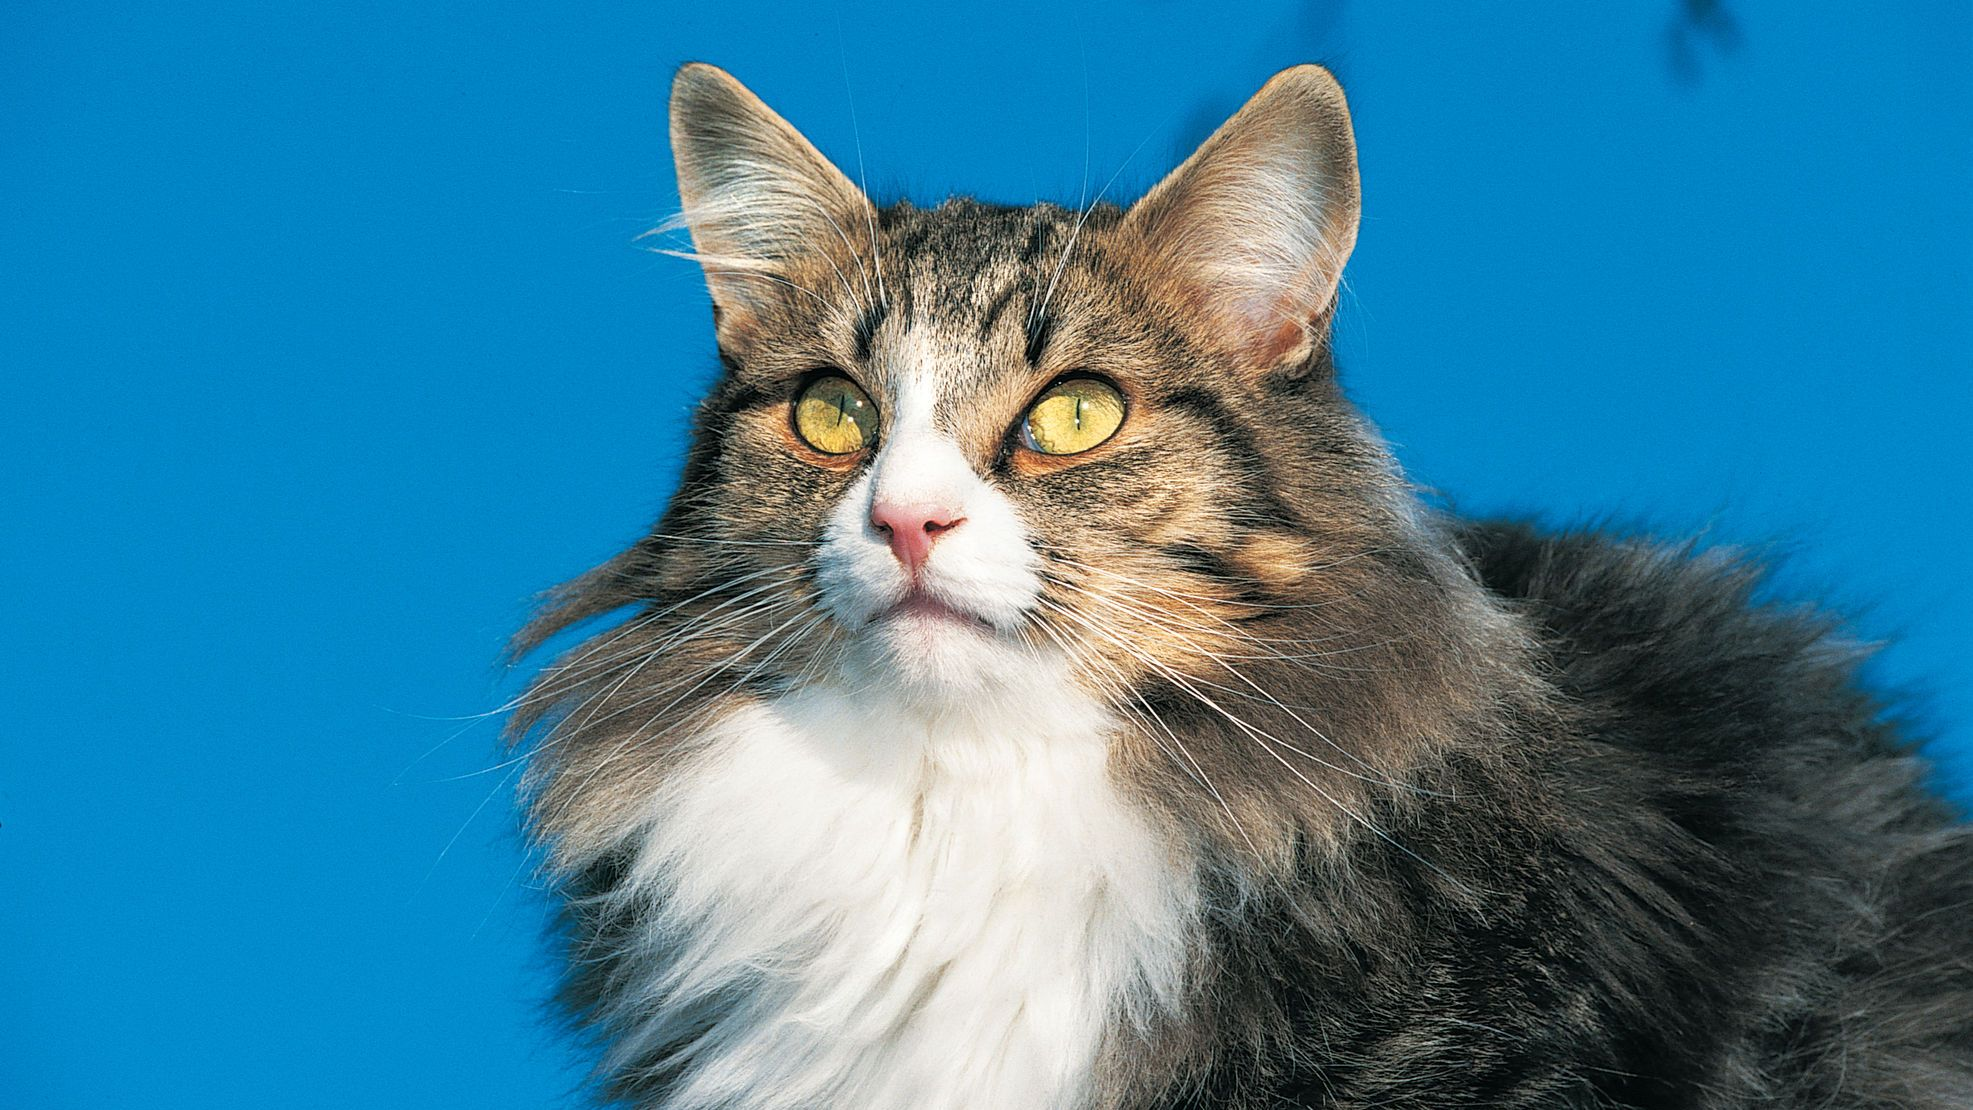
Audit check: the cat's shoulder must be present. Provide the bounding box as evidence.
[1454,516,1815,642]
[1451,517,1897,758]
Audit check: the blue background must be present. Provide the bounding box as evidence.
[5,2,1969,1105]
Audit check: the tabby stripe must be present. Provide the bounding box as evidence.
[1160,386,1300,525]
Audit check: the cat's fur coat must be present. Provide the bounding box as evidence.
[510,64,1973,1108]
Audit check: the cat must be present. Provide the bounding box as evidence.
[507,63,1973,1109]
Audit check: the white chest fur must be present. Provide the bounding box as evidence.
[605,682,1195,1110]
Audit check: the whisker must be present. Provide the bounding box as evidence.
[794,193,873,318]
[649,251,836,311]
[554,610,825,819]
[504,568,809,723]
[834,25,888,308]
[1040,585,1429,791]
[1052,551,1388,613]
[1028,611,1262,858]
[1031,596,1473,896]
[1031,126,1158,329]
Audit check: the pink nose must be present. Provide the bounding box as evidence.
[869,500,965,573]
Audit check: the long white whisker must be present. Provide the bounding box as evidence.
[557,610,822,817]
[1043,585,1422,789]
[1031,127,1158,329]
[416,761,525,898]
[795,194,873,317]
[396,565,807,789]
[1034,596,1467,894]
[507,568,808,722]
[504,582,818,786]
[834,24,887,308]
[651,251,835,311]
[1028,611,1261,858]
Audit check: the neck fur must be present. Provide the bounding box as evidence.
[592,668,1197,1110]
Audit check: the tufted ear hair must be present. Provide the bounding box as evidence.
[1122,65,1361,375]
[666,63,878,338]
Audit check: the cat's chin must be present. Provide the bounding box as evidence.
[844,601,1052,705]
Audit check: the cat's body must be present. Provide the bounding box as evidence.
[512,65,1972,1108]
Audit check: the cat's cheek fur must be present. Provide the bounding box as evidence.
[601,685,1197,1110]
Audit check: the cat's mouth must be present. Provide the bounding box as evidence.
[879,590,997,633]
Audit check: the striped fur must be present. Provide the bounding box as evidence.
[509,64,1973,1108]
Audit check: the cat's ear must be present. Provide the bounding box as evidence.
[1122,65,1360,374]
[667,63,876,338]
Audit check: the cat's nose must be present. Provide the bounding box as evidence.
[869,499,965,573]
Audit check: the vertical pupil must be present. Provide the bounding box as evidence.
[1072,393,1084,430]
[834,391,849,427]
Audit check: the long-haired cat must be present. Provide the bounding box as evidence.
[508,63,1973,1108]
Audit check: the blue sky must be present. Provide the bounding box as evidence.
[4,2,1968,1105]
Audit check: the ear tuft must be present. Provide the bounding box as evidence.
[667,64,877,332]
[1123,65,1360,373]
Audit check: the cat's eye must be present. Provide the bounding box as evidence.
[793,374,878,455]
[1021,377,1126,456]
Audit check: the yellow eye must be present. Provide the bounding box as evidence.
[1021,377,1126,456]
[793,375,877,455]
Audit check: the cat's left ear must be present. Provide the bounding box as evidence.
[1122,65,1360,375]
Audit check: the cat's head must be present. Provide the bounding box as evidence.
[650,62,1375,692]
[518,64,1513,855]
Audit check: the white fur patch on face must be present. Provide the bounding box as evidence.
[812,366,1043,697]
[603,679,1195,1110]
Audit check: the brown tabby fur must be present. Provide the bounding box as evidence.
[509,63,1973,1109]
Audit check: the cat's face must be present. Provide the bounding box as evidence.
[643,64,1390,705]
[517,65,1506,858]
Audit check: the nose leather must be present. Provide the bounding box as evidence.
[869,500,965,572]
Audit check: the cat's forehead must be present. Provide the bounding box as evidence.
[880,198,1078,296]
[858,199,1125,416]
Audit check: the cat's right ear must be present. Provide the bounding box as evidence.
[666,63,877,343]
[1121,65,1360,377]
